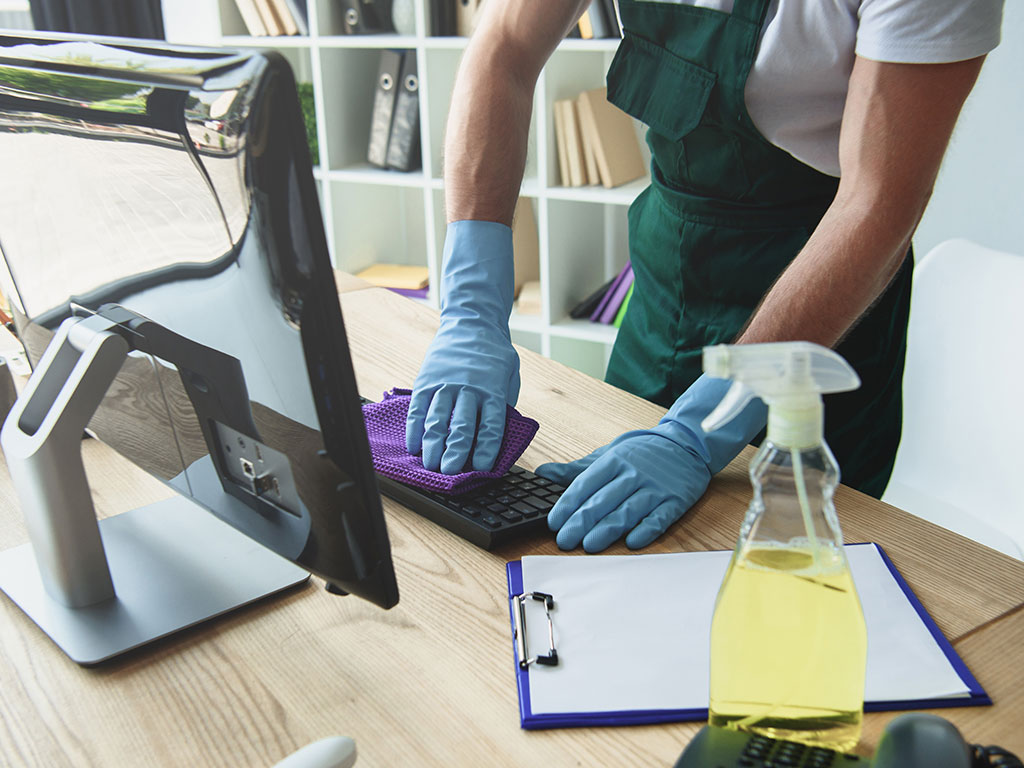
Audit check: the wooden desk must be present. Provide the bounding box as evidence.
[0,284,1021,767]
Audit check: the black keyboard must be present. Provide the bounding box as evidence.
[360,397,565,548]
[674,727,863,768]
[373,465,565,549]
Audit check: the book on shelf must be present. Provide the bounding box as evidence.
[576,86,645,188]
[554,87,643,189]
[234,0,306,36]
[355,264,430,298]
[251,0,283,35]
[555,99,586,188]
[552,99,571,187]
[285,0,309,34]
[267,0,299,35]
[577,93,601,185]
[234,0,268,35]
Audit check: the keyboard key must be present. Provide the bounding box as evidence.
[461,505,485,517]
[481,514,502,529]
[522,496,551,511]
[496,495,516,505]
[512,502,540,517]
[500,510,522,523]
[487,503,505,514]
[509,489,530,499]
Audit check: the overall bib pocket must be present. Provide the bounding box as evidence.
[607,32,715,142]
[607,31,751,198]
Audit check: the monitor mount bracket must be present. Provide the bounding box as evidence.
[0,313,308,665]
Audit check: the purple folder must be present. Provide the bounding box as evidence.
[589,260,632,323]
[388,286,429,299]
[596,264,634,325]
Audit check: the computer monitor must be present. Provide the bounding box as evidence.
[0,32,399,664]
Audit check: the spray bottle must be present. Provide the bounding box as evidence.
[701,341,867,751]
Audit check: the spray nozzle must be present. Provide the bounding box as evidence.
[701,342,860,448]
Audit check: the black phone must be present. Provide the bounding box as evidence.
[673,714,1022,768]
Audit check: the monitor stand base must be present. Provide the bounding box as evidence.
[0,495,309,665]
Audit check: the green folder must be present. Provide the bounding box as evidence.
[612,283,634,328]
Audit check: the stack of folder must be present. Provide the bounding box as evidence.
[355,263,429,299]
[367,50,421,172]
[233,0,308,36]
[554,87,645,189]
[570,261,634,327]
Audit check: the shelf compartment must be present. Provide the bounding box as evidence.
[319,46,419,171]
[327,181,428,278]
[545,199,629,326]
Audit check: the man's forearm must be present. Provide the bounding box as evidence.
[443,39,535,226]
[737,194,914,346]
[443,1,589,227]
[738,55,985,348]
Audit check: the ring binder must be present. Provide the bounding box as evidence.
[367,49,403,167]
[511,591,558,669]
[384,52,421,171]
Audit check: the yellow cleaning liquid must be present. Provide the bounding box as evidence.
[709,543,867,751]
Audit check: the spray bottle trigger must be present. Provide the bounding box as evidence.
[702,381,757,434]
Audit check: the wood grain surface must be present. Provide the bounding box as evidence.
[0,284,1020,767]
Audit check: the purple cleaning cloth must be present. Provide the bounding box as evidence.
[362,388,540,495]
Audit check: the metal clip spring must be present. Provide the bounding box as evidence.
[512,591,558,669]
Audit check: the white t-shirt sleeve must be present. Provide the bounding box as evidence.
[855,0,1004,64]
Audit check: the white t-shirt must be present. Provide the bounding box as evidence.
[649,0,1005,176]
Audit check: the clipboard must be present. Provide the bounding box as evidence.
[506,543,989,730]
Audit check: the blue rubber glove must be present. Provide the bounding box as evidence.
[406,221,520,474]
[536,375,767,552]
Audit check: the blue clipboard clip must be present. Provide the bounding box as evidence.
[511,591,558,669]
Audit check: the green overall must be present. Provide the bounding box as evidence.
[603,0,912,497]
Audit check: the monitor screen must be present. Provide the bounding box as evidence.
[0,34,399,614]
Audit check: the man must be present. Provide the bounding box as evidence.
[405,0,1003,552]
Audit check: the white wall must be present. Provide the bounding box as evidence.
[914,3,1024,258]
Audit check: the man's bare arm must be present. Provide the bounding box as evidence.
[444,0,590,226]
[737,55,985,346]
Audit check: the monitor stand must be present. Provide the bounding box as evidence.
[0,314,308,665]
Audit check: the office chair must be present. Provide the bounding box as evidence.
[882,239,1024,560]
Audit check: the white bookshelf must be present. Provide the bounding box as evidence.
[211,0,649,380]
